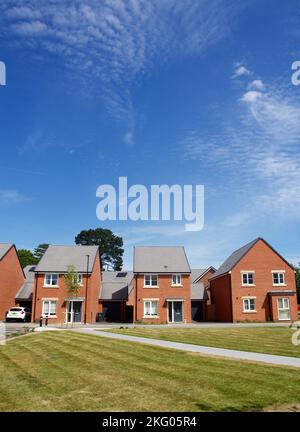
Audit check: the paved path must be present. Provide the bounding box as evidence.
[71,327,300,369]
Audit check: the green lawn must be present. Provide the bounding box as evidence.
[105,327,300,358]
[1,331,300,412]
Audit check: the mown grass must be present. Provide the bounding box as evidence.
[105,327,300,358]
[0,331,300,412]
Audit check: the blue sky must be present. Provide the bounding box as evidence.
[0,0,300,269]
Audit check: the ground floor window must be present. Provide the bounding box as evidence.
[243,298,256,312]
[42,300,57,317]
[277,298,290,320]
[143,300,158,317]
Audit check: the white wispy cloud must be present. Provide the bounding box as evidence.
[232,64,251,78]
[0,0,244,128]
[0,189,29,205]
[11,20,47,35]
[241,90,262,102]
[248,79,264,90]
[181,70,300,224]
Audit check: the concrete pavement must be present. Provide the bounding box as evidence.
[71,327,300,369]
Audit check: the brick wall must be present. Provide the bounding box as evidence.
[0,246,24,320]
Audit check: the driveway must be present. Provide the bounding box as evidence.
[0,322,36,338]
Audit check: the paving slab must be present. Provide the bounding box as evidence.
[71,327,300,369]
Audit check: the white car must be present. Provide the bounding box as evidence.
[6,307,31,323]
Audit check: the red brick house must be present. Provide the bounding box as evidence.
[0,244,24,320]
[32,245,101,324]
[190,267,216,321]
[3,237,297,325]
[131,246,192,323]
[209,238,298,322]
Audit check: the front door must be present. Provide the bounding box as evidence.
[67,301,82,323]
[168,301,183,323]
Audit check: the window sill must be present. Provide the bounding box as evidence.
[273,284,287,287]
[243,310,257,313]
[43,285,59,288]
[171,285,183,287]
[42,315,57,319]
[143,316,159,319]
[143,286,159,288]
[242,284,256,287]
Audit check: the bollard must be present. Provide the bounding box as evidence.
[39,317,43,327]
[45,317,48,326]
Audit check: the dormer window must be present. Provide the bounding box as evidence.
[144,274,158,287]
[172,274,182,286]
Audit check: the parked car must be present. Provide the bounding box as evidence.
[6,307,31,323]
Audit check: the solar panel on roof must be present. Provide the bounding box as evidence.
[116,272,127,277]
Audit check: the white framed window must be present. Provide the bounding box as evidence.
[75,273,83,285]
[44,273,59,287]
[272,271,285,286]
[241,272,255,286]
[42,300,57,317]
[277,298,290,321]
[143,300,158,317]
[172,274,182,286]
[144,274,158,287]
[243,298,256,312]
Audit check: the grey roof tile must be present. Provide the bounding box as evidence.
[191,282,209,300]
[190,268,207,283]
[35,245,99,273]
[100,271,133,300]
[0,243,13,260]
[212,238,260,278]
[133,246,190,273]
[15,265,36,300]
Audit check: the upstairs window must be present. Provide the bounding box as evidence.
[75,273,83,285]
[144,274,158,287]
[172,274,182,286]
[44,273,59,287]
[273,272,285,286]
[242,272,255,286]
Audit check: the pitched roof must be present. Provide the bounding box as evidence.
[35,245,99,273]
[211,236,296,280]
[15,265,36,300]
[191,282,209,300]
[100,271,133,300]
[133,246,190,273]
[0,243,13,260]
[190,268,209,283]
[211,238,259,279]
